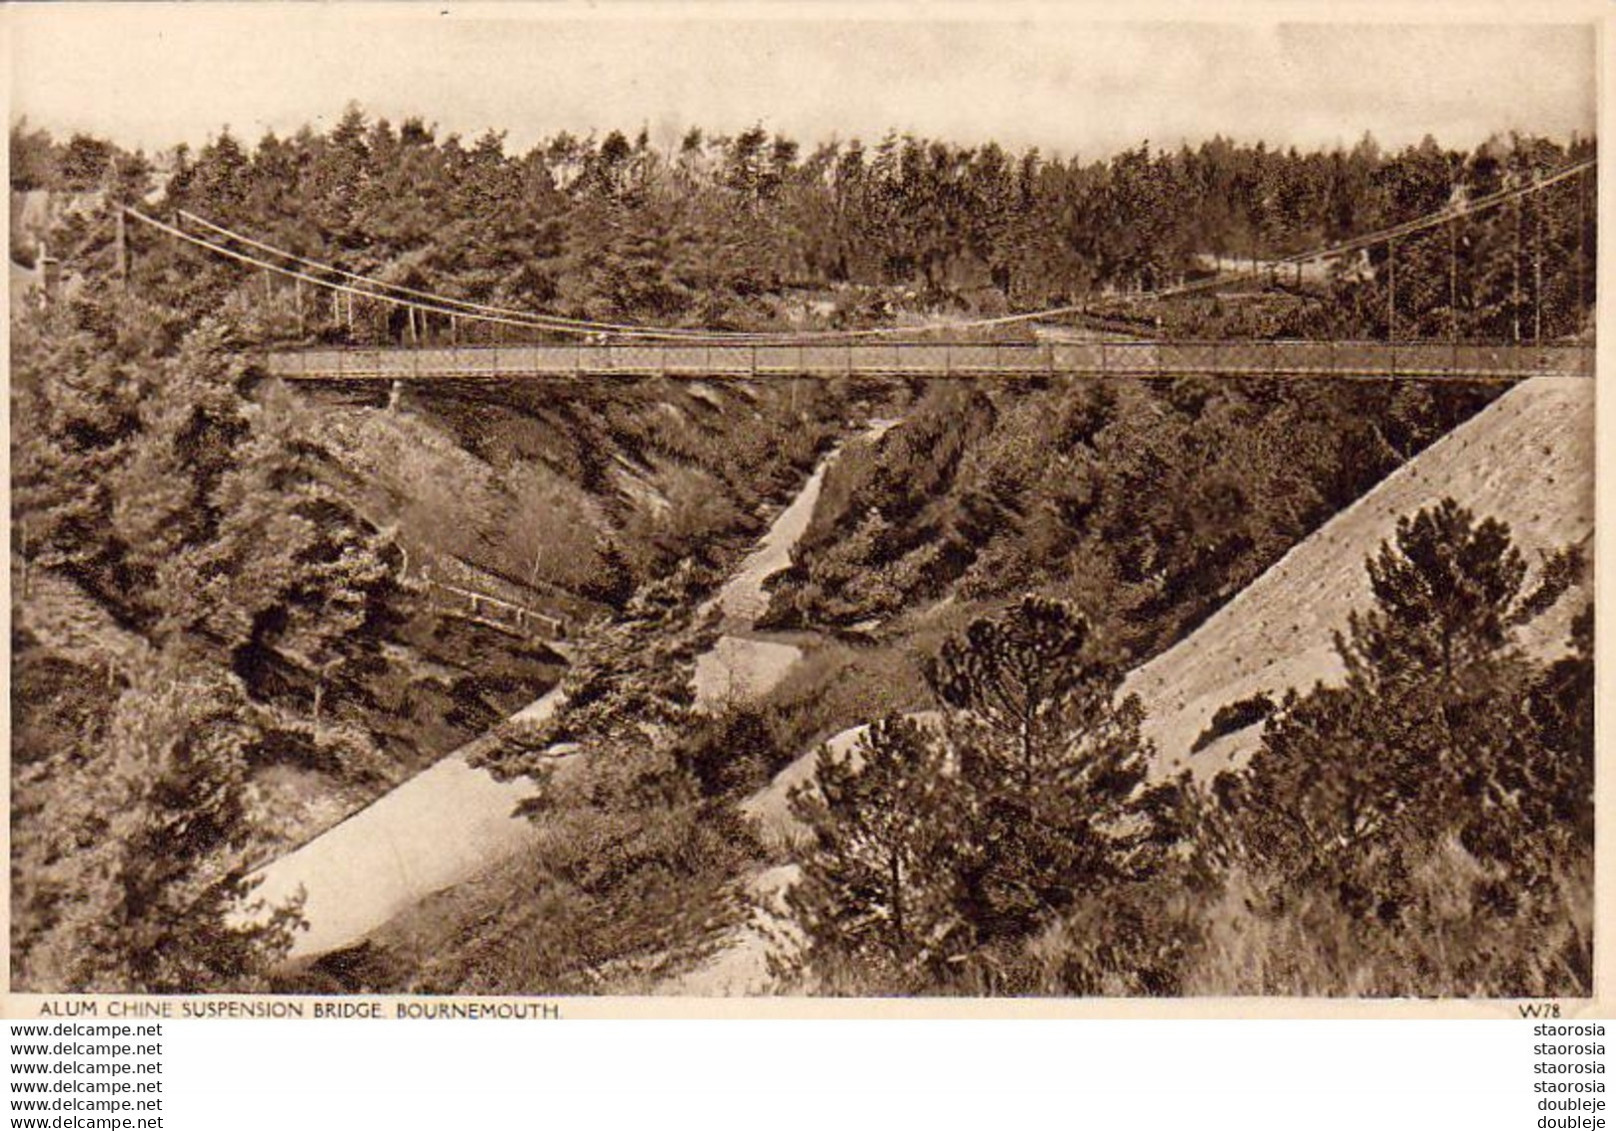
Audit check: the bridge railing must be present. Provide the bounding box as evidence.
[261,339,1595,381]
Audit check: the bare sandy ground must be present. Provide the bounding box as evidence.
[657,863,803,997]
[239,684,565,958]
[693,420,901,708]
[1124,376,1593,782]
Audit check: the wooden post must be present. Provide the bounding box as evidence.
[1533,177,1544,344]
[1513,194,1523,343]
[114,208,128,289]
[1386,237,1397,342]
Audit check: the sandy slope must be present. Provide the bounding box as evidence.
[656,864,803,997]
[1122,376,1594,782]
[241,425,877,961]
[701,376,1593,994]
[240,684,565,958]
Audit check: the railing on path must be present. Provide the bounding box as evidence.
[261,339,1595,382]
[421,576,567,641]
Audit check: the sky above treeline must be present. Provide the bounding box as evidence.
[7,4,1598,160]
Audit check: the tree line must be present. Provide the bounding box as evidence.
[12,111,1595,341]
[7,109,1595,995]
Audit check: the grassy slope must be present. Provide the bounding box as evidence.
[1125,376,1595,782]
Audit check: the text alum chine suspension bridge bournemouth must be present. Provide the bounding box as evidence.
[118,157,1595,382]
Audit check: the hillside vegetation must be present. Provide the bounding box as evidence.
[10,283,857,992]
[763,375,1501,659]
[1127,376,1593,780]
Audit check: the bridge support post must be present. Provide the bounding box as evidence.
[1513,195,1523,343]
[388,380,405,413]
[1533,178,1544,344]
[114,208,128,290]
[1448,219,1459,341]
[1577,173,1588,315]
[1386,236,1397,343]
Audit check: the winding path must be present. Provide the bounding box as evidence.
[242,420,894,960]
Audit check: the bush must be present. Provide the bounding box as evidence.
[1190,692,1275,753]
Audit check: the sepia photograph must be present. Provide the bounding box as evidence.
[6,3,1598,1005]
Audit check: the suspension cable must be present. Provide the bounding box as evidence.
[131,156,1594,339]
[1155,158,1595,299]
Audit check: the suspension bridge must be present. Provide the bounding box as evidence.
[116,156,1595,383]
[258,338,1590,382]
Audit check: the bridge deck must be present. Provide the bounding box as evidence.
[261,340,1594,381]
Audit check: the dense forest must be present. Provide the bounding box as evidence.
[11,111,1596,341]
[761,376,1499,661]
[8,111,1595,997]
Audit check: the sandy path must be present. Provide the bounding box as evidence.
[247,419,899,963]
[694,419,899,708]
[240,684,565,959]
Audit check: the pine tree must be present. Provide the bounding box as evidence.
[786,716,962,982]
[1225,501,1591,993]
[1346,497,1528,690]
[932,596,1158,948]
[19,654,301,992]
